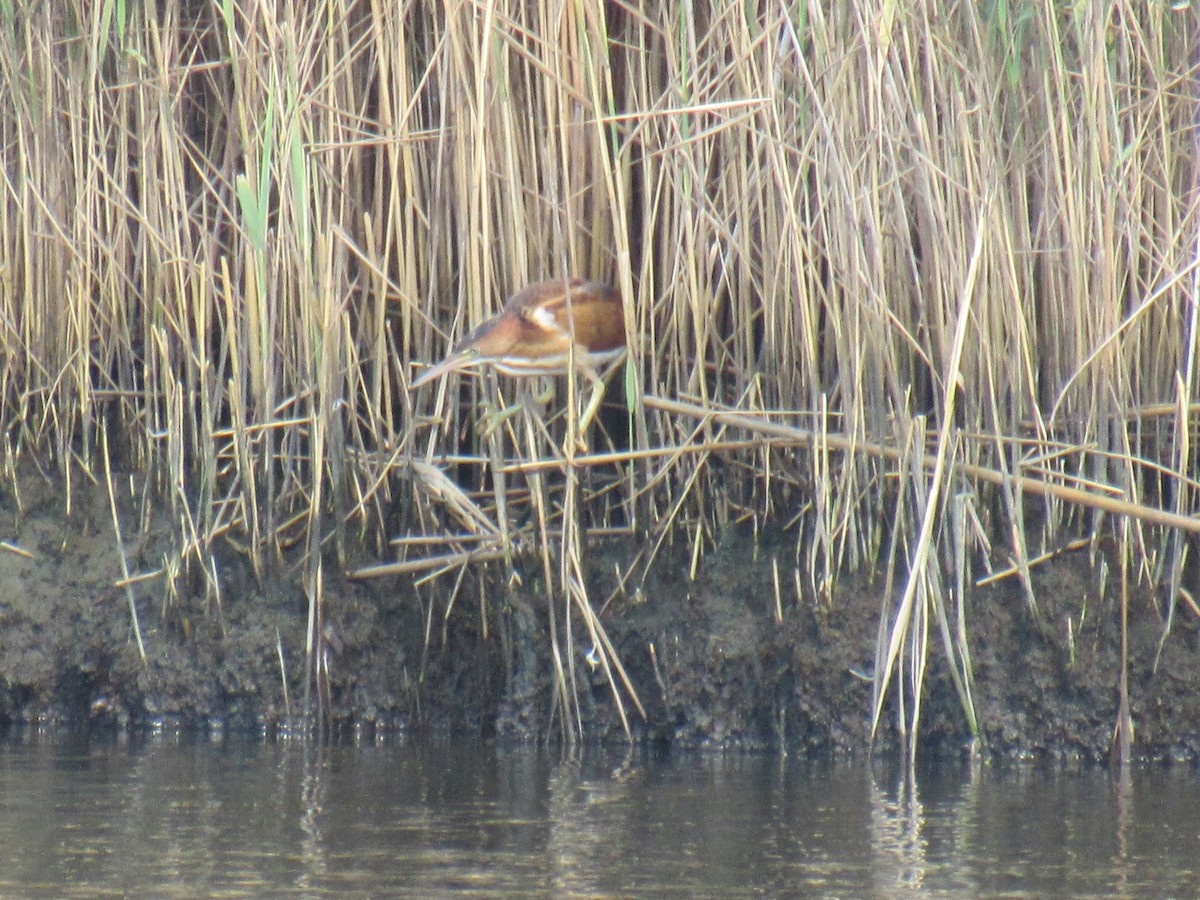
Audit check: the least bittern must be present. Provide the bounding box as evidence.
[412,278,626,445]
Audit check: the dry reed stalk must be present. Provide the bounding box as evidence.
[646,395,1200,536]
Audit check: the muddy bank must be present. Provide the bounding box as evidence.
[0,467,1197,762]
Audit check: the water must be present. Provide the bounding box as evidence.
[0,730,1197,898]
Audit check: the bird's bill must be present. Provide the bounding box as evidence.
[410,350,482,389]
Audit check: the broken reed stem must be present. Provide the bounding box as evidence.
[347,545,511,581]
[643,396,1200,536]
[501,438,778,473]
[975,538,1091,587]
[101,427,147,666]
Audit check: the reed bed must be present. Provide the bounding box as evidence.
[1,1,1197,752]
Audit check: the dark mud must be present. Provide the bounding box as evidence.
[1,467,1198,762]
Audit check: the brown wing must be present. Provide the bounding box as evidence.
[513,279,624,353]
[562,281,624,353]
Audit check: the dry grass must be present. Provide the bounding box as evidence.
[1,1,1197,751]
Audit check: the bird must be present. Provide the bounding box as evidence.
[411,278,627,444]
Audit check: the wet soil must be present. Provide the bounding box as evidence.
[1,465,1198,762]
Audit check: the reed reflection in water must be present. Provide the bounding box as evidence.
[0,731,1196,898]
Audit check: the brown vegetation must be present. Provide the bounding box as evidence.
[1,2,1198,755]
